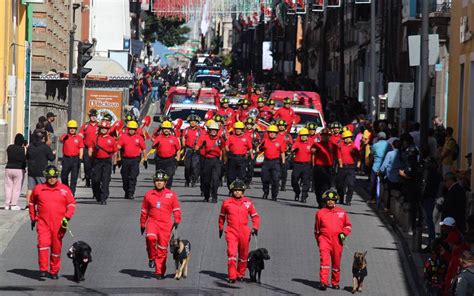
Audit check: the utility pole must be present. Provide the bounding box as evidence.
[370,0,377,119]
[338,1,345,102]
[67,1,80,120]
[420,0,430,149]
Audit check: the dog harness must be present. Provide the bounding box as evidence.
[175,240,191,261]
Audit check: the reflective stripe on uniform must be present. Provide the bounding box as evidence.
[38,247,50,251]
[146,233,157,238]
[320,266,331,269]
[250,213,258,217]
[51,253,60,257]
[172,208,181,212]
[157,244,167,250]
[67,204,76,208]
[228,257,237,261]
[238,258,246,262]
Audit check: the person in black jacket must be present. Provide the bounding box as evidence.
[442,172,467,232]
[26,131,55,206]
[4,133,27,210]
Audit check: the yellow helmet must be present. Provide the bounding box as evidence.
[299,128,309,136]
[127,121,139,129]
[67,120,78,128]
[206,119,215,127]
[342,130,353,139]
[233,121,245,129]
[267,125,278,133]
[161,121,173,129]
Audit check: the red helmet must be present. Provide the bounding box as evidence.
[99,119,111,129]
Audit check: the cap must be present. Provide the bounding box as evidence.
[387,137,400,145]
[440,217,456,227]
[46,112,57,118]
[377,131,387,140]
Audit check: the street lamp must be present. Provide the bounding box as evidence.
[67,2,81,120]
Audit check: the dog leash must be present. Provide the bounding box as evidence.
[252,234,259,250]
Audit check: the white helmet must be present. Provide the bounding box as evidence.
[208,122,220,130]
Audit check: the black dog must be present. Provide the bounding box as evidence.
[67,241,92,283]
[247,248,270,283]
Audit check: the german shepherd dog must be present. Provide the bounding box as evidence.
[352,251,367,293]
[67,241,92,283]
[247,248,271,283]
[169,238,191,280]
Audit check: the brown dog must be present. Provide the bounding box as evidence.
[352,251,367,293]
[169,238,191,280]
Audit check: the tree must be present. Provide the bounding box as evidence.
[143,12,191,47]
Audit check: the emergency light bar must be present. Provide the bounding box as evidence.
[196,69,221,75]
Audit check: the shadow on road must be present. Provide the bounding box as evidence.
[119,269,154,279]
[200,270,228,281]
[7,269,46,281]
[292,278,320,289]
[0,286,35,292]
[280,202,317,209]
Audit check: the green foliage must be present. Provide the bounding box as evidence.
[143,13,191,47]
[220,53,232,67]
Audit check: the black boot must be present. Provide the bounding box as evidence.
[294,194,300,201]
[262,193,269,200]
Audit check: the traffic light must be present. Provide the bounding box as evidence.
[77,41,93,79]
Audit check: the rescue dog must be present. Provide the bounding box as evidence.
[67,241,92,283]
[352,251,367,293]
[169,238,191,280]
[247,248,270,283]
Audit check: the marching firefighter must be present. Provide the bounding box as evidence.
[312,128,338,208]
[181,114,202,187]
[217,97,235,120]
[117,121,146,200]
[256,97,272,122]
[273,97,296,132]
[259,125,285,200]
[236,99,251,122]
[267,99,276,118]
[226,121,253,186]
[315,189,352,291]
[89,120,117,205]
[244,118,261,185]
[60,120,84,195]
[152,121,181,189]
[336,130,360,206]
[306,122,319,143]
[329,122,343,147]
[140,170,181,279]
[218,179,260,283]
[196,122,225,203]
[78,109,99,187]
[291,128,312,203]
[276,119,293,191]
[29,165,76,279]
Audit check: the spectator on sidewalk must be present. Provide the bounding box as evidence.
[409,122,421,148]
[456,153,472,192]
[379,138,402,211]
[452,250,474,296]
[440,127,457,176]
[441,172,467,233]
[45,112,57,135]
[25,131,55,208]
[428,128,438,159]
[424,238,449,296]
[369,131,390,204]
[4,133,27,210]
[443,231,470,296]
[432,116,446,148]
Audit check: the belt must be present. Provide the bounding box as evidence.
[230,154,246,157]
[293,161,311,164]
[96,157,112,161]
[342,164,355,168]
[123,156,140,159]
[203,156,219,159]
[63,155,79,158]
[156,156,174,160]
[264,158,280,161]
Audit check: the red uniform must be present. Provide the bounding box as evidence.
[226,134,252,155]
[261,138,285,159]
[236,108,250,122]
[182,126,202,149]
[29,183,76,275]
[197,134,225,158]
[312,142,338,167]
[61,134,84,157]
[274,107,296,130]
[330,134,342,147]
[79,121,98,148]
[276,132,292,150]
[152,134,181,158]
[91,135,117,159]
[124,127,145,138]
[140,188,181,275]
[292,139,312,163]
[118,133,145,158]
[338,142,360,166]
[315,207,352,286]
[219,196,260,280]
[244,129,261,146]
[217,107,235,121]
[257,106,273,122]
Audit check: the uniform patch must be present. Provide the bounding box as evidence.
[135,139,139,143]
[243,201,251,209]
[337,212,345,218]
[275,143,280,147]
[169,139,174,144]
[165,193,173,199]
[74,139,79,144]
[156,201,161,208]
[60,189,69,196]
[306,145,311,150]
[242,138,247,142]
[107,139,112,144]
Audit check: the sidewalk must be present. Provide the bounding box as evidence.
[0,165,29,255]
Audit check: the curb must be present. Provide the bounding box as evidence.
[355,180,424,296]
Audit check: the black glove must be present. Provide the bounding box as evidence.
[251,228,258,236]
[63,135,69,142]
[143,160,148,169]
[141,227,145,235]
[172,223,179,230]
[31,220,36,231]
[219,230,223,239]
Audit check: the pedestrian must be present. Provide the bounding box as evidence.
[423,238,449,296]
[291,128,312,203]
[26,130,55,208]
[452,250,474,296]
[89,119,117,205]
[336,130,360,206]
[315,189,352,290]
[226,121,253,186]
[181,115,202,187]
[152,120,180,188]
[276,119,293,191]
[218,179,260,283]
[443,231,470,295]
[196,122,225,203]
[4,133,27,210]
[432,116,446,148]
[78,109,99,188]
[440,127,457,176]
[117,121,146,200]
[368,131,390,204]
[59,120,84,195]
[441,172,467,232]
[312,128,338,208]
[29,165,76,279]
[379,138,402,211]
[140,170,181,280]
[259,125,285,200]
[45,112,57,135]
